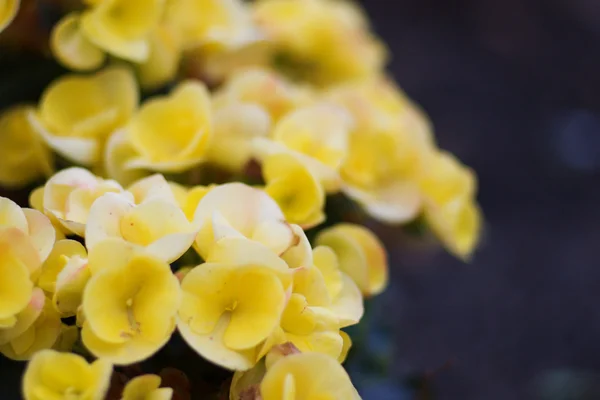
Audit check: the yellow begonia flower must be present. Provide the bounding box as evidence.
[0,288,44,343]
[0,196,55,264]
[0,0,19,33]
[80,0,165,62]
[51,12,106,71]
[326,77,433,224]
[254,0,386,86]
[312,246,363,328]
[0,106,53,188]
[165,0,259,50]
[85,191,197,263]
[177,184,214,221]
[272,103,353,172]
[192,182,298,259]
[260,352,361,400]
[316,224,388,297]
[22,349,112,400]
[42,167,130,236]
[178,237,292,371]
[418,150,482,260]
[207,102,272,172]
[37,239,89,317]
[103,130,149,187]
[29,67,138,166]
[81,240,181,365]
[262,151,325,228]
[121,374,173,400]
[213,68,313,123]
[137,25,182,90]
[124,81,212,173]
[127,174,180,205]
[0,297,62,360]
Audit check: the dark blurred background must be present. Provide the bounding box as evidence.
[3,0,600,399]
[346,0,600,399]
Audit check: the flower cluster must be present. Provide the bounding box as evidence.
[1,0,483,398]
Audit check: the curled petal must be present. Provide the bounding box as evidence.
[51,13,106,71]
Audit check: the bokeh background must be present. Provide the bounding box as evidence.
[2,0,600,399]
[346,0,600,399]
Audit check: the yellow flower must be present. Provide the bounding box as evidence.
[0,0,19,33]
[418,150,482,260]
[103,129,149,187]
[137,25,182,90]
[312,246,363,327]
[0,196,55,264]
[173,184,214,221]
[22,349,112,400]
[213,67,313,123]
[0,297,62,360]
[85,191,197,263]
[37,239,89,317]
[81,239,181,365]
[262,151,325,228]
[316,224,388,297]
[178,237,292,370]
[165,0,259,50]
[80,0,165,62]
[50,12,106,71]
[192,182,298,259]
[272,103,352,173]
[127,174,180,205]
[121,374,173,400]
[0,288,44,343]
[326,77,434,223]
[0,106,53,189]
[29,67,138,166]
[207,102,271,172]
[42,167,131,236]
[254,0,386,86]
[124,81,212,173]
[260,351,361,400]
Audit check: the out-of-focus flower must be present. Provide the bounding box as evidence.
[0,106,53,189]
[253,0,386,86]
[255,102,353,194]
[22,349,112,400]
[121,374,173,400]
[127,174,180,205]
[29,67,138,166]
[316,223,388,297]
[122,81,212,173]
[165,0,260,51]
[50,12,106,71]
[327,78,433,224]
[169,184,214,221]
[37,239,89,317]
[0,298,62,360]
[312,246,363,328]
[178,237,292,371]
[81,239,181,365]
[192,182,297,258]
[261,151,325,228]
[80,0,165,62]
[137,25,182,90]
[0,196,55,265]
[213,67,314,123]
[417,150,482,260]
[260,352,361,399]
[207,102,271,172]
[85,191,197,263]
[42,167,130,237]
[0,0,19,33]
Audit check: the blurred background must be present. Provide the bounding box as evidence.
[2,0,600,399]
[345,0,600,399]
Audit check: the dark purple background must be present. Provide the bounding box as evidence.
[354,0,600,399]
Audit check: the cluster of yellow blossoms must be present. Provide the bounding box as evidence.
[1,0,483,398]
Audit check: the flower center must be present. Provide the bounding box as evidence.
[225,300,238,312]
